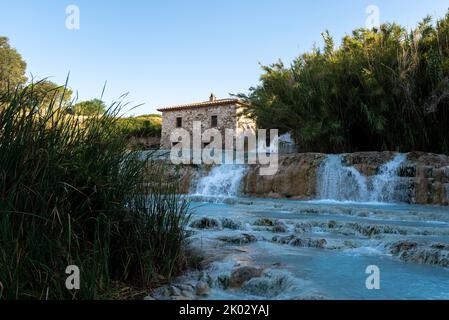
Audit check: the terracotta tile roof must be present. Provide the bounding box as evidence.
[157,98,247,112]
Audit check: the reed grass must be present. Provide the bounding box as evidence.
[0,83,190,299]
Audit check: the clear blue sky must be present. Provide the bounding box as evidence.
[1,0,448,115]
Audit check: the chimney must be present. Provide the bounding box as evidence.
[209,93,216,102]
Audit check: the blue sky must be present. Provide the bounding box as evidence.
[1,0,448,115]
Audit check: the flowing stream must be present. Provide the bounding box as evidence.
[154,155,449,300]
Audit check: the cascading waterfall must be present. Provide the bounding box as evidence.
[194,165,246,197]
[317,155,369,202]
[317,153,406,203]
[369,154,407,202]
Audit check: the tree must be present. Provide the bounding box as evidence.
[73,99,106,116]
[0,37,27,91]
[31,80,73,108]
[238,10,449,154]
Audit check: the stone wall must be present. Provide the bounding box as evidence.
[160,104,239,149]
[160,104,257,150]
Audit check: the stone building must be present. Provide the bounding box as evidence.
[157,94,256,150]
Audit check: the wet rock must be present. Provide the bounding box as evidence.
[290,237,327,248]
[273,235,327,248]
[294,222,312,233]
[389,241,449,267]
[169,285,181,296]
[300,208,320,215]
[389,241,418,255]
[217,275,230,289]
[229,266,264,288]
[431,243,449,250]
[241,275,291,297]
[272,223,287,233]
[221,218,241,230]
[272,225,287,233]
[180,290,196,300]
[190,217,221,230]
[253,218,275,226]
[144,295,156,300]
[343,240,359,249]
[327,220,337,229]
[347,222,407,237]
[243,153,325,200]
[344,152,395,176]
[198,272,213,286]
[157,286,172,297]
[177,284,195,292]
[217,233,257,244]
[195,281,210,296]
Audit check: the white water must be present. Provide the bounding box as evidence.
[317,155,369,202]
[317,154,406,203]
[194,165,246,197]
[369,154,407,202]
[194,154,407,203]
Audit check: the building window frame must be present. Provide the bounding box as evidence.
[211,115,218,128]
[176,117,182,128]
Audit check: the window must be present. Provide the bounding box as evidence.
[176,117,182,128]
[266,130,271,147]
[211,115,218,127]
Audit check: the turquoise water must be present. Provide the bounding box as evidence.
[185,197,449,300]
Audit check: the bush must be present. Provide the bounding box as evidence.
[0,84,190,299]
[239,11,449,154]
[117,115,162,138]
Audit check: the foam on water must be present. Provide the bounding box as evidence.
[317,153,407,203]
[370,153,407,202]
[194,165,246,197]
[317,154,369,202]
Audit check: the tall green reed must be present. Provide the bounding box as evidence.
[0,82,190,299]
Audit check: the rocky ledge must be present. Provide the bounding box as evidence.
[166,151,449,206]
[244,152,449,205]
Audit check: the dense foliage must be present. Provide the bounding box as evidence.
[0,37,27,91]
[238,12,449,154]
[117,114,162,138]
[0,84,189,299]
[73,98,106,115]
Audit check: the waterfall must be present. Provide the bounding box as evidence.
[369,154,407,202]
[194,165,246,197]
[317,155,369,202]
[317,154,406,203]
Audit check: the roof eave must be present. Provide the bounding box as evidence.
[157,99,248,113]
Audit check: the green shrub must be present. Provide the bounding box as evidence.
[239,11,449,154]
[117,114,162,138]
